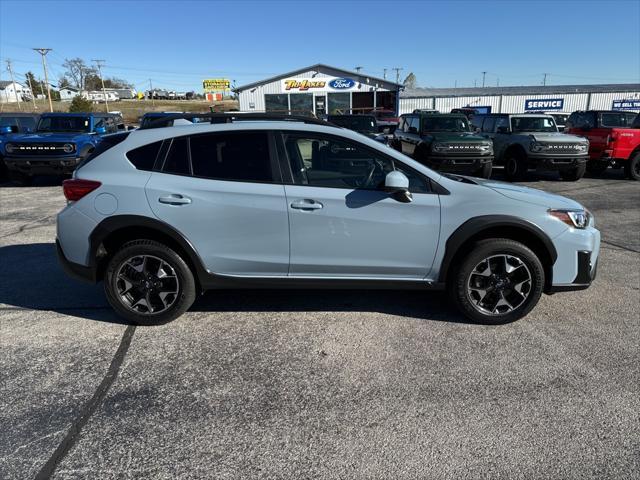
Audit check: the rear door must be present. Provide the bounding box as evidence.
[279,131,440,279]
[145,130,290,276]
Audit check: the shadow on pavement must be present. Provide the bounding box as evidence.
[0,243,469,325]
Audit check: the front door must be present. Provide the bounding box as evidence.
[145,131,290,276]
[314,95,326,116]
[279,132,441,279]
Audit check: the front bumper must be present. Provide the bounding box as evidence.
[4,155,82,176]
[56,238,97,283]
[424,155,493,172]
[547,226,600,293]
[529,154,588,171]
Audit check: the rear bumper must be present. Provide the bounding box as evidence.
[4,155,82,175]
[56,238,97,283]
[424,155,493,172]
[529,154,588,171]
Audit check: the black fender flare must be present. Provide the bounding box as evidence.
[89,214,210,281]
[437,215,558,284]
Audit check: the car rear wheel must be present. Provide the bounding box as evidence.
[559,163,586,181]
[625,152,640,180]
[449,239,544,324]
[504,151,527,181]
[104,240,196,325]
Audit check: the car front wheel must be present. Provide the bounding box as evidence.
[104,240,196,325]
[625,152,640,180]
[450,239,544,324]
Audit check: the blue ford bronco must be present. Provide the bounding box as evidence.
[0,112,122,184]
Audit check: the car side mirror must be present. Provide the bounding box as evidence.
[94,126,106,134]
[408,126,418,134]
[384,171,413,203]
[497,126,510,134]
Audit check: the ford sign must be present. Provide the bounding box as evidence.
[329,78,356,90]
[524,98,564,111]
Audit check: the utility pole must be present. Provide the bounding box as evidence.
[474,79,477,88]
[354,66,363,73]
[383,68,387,80]
[149,79,155,106]
[25,73,38,109]
[92,59,109,112]
[392,67,403,85]
[454,80,457,88]
[542,73,549,86]
[496,78,500,87]
[33,48,53,112]
[482,71,487,88]
[6,60,22,111]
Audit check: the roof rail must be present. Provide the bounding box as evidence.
[138,112,333,130]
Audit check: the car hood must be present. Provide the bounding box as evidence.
[5,132,91,143]
[427,132,488,142]
[468,176,583,209]
[523,132,587,143]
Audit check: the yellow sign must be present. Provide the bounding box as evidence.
[203,79,231,92]
[283,79,326,91]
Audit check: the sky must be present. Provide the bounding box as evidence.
[0,0,638,92]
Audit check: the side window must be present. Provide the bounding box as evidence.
[189,131,273,182]
[162,136,190,175]
[282,134,430,193]
[626,113,637,125]
[93,116,105,130]
[104,117,117,133]
[495,116,509,131]
[600,113,627,127]
[470,116,484,132]
[126,141,162,171]
[482,117,496,133]
[408,116,420,132]
[566,112,578,129]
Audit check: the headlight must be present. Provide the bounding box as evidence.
[5,143,15,154]
[63,143,75,154]
[530,141,546,153]
[480,143,493,154]
[548,209,591,229]
[576,143,588,153]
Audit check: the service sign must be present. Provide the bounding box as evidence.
[203,79,230,92]
[612,99,640,110]
[281,77,358,93]
[524,98,564,111]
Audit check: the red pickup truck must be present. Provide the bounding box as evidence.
[566,110,640,180]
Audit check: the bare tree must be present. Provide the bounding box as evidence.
[62,58,95,90]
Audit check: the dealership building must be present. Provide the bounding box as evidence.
[399,84,640,115]
[235,64,402,115]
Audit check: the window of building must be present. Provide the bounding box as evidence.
[327,92,351,114]
[289,94,314,115]
[265,94,289,112]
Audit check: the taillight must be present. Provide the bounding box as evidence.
[62,179,102,201]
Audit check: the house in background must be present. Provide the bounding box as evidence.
[0,81,33,103]
[59,86,81,101]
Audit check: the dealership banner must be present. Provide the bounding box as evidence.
[281,77,358,93]
[612,99,640,110]
[203,79,231,92]
[524,98,565,111]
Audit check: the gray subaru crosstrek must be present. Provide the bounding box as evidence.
[56,114,600,326]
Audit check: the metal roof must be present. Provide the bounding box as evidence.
[235,63,402,92]
[401,83,640,98]
[0,80,22,89]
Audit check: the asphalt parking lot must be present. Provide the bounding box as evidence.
[1,170,639,479]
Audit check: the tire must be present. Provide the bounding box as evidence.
[474,162,492,179]
[625,152,640,180]
[449,238,544,325]
[559,163,586,181]
[8,170,33,186]
[104,240,196,325]
[504,150,528,181]
[586,160,608,176]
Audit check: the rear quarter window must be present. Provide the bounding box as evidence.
[76,132,130,170]
[126,141,163,171]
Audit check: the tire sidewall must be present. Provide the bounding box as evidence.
[104,241,196,325]
[626,152,640,181]
[451,239,544,325]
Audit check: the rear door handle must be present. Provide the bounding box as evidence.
[159,194,191,205]
[290,199,323,211]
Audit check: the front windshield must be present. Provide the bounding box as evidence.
[423,116,470,132]
[328,116,376,132]
[511,116,557,132]
[37,116,91,133]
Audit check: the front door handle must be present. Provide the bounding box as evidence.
[290,199,323,211]
[159,194,191,205]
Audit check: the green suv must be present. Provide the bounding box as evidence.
[391,113,493,178]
